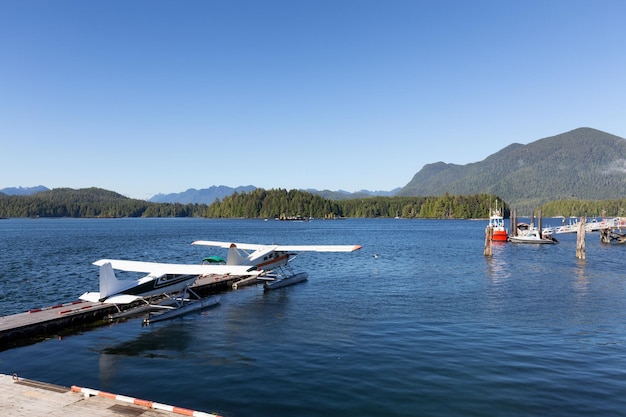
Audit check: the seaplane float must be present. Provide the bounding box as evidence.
[191,240,363,290]
[80,259,260,324]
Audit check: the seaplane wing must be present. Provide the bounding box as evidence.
[192,241,268,251]
[192,240,362,273]
[191,240,362,253]
[270,244,362,252]
[93,259,259,276]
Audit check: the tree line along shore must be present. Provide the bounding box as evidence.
[0,187,623,219]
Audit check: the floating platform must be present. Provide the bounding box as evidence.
[0,300,119,351]
[0,277,233,351]
[0,373,221,416]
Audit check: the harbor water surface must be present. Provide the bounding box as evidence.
[0,218,625,417]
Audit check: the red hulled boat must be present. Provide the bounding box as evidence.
[487,203,508,241]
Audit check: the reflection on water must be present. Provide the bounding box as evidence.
[100,323,193,358]
[98,354,117,387]
[485,244,511,284]
[573,258,590,296]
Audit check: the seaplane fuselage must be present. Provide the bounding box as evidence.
[121,273,199,298]
[247,249,293,270]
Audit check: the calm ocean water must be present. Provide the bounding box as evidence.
[0,217,625,417]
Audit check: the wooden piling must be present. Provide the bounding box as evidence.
[484,225,493,256]
[600,228,611,244]
[576,216,586,260]
[510,209,517,237]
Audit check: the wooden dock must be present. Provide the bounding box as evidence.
[0,274,255,351]
[0,373,220,416]
[0,300,119,350]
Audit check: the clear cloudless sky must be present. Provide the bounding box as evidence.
[1,0,625,199]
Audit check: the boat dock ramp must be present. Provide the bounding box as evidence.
[546,216,626,235]
[545,216,626,244]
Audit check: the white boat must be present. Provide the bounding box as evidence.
[509,228,557,244]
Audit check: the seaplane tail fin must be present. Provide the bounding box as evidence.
[99,262,129,300]
[226,244,248,266]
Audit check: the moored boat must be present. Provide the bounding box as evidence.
[487,202,508,241]
[509,224,558,244]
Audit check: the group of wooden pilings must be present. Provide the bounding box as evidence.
[483,210,588,260]
[600,227,626,244]
[509,209,544,239]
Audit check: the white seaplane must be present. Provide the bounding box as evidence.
[191,240,363,290]
[80,259,259,323]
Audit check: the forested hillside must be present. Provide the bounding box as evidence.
[398,127,626,213]
[204,188,506,219]
[0,187,206,218]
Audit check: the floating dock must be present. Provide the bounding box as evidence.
[0,373,221,416]
[0,300,118,350]
[0,274,248,351]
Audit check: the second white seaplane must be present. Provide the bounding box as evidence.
[191,240,363,290]
[80,259,259,323]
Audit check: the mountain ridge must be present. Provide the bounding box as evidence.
[148,185,257,204]
[0,185,49,196]
[397,127,626,212]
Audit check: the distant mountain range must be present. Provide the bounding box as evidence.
[149,186,400,203]
[5,127,625,212]
[0,185,49,196]
[148,186,257,204]
[0,184,399,202]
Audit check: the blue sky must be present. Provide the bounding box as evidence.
[1,1,625,199]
